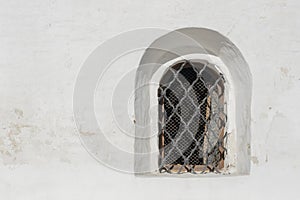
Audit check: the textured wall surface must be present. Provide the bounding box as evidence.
[0,0,300,199]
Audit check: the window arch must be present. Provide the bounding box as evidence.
[134,27,252,175]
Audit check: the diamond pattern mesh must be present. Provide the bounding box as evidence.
[158,61,227,174]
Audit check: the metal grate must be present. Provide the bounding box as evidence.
[158,60,227,174]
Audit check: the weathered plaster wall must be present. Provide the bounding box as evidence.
[0,0,300,199]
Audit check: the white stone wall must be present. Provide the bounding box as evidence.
[0,0,300,199]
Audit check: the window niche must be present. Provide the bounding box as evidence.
[134,28,252,176]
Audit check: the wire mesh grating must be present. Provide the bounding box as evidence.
[158,60,227,174]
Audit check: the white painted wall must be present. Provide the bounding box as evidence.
[0,0,300,199]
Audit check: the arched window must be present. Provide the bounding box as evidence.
[134,28,252,175]
[158,60,226,173]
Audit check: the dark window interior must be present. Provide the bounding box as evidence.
[158,61,226,173]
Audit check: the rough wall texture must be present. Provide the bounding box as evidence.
[0,0,300,199]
